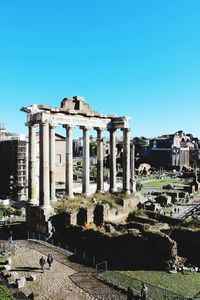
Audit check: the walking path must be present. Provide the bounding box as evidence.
[9,240,126,300]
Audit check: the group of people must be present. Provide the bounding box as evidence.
[39,254,53,273]
[127,283,148,300]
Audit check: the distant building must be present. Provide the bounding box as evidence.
[145,131,191,170]
[0,125,27,201]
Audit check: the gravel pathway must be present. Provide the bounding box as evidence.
[9,240,126,300]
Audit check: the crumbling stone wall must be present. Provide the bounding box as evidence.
[52,199,137,228]
[170,227,200,265]
[127,214,158,225]
[94,204,109,226]
[77,207,93,226]
[26,205,52,235]
[145,211,182,226]
[55,225,177,270]
[52,211,77,230]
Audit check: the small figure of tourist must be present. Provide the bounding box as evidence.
[170,211,173,217]
[39,256,46,273]
[141,282,148,300]
[8,229,13,243]
[127,286,134,300]
[47,253,53,269]
[8,235,12,243]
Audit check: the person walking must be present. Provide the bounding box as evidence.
[39,256,46,273]
[141,282,148,300]
[47,254,53,269]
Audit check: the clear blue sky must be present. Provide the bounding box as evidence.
[0,0,200,138]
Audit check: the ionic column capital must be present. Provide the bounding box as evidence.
[49,123,57,129]
[121,127,131,133]
[94,127,105,132]
[26,122,38,128]
[63,124,75,129]
[108,127,116,133]
[80,126,91,131]
[40,121,50,127]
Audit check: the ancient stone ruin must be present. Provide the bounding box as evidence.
[21,96,136,233]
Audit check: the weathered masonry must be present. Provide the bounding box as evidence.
[21,96,135,233]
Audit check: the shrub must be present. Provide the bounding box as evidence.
[136,182,143,191]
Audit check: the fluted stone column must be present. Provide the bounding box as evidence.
[39,122,51,210]
[123,128,131,194]
[28,124,38,205]
[49,125,56,201]
[96,128,104,193]
[109,128,117,193]
[82,126,90,196]
[130,141,136,193]
[65,125,74,198]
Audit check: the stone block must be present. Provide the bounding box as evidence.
[29,273,37,281]
[3,264,11,271]
[1,270,10,278]
[7,276,16,285]
[17,277,26,288]
[10,271,19,279]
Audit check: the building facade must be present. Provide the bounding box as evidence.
[0,127,27,201]
[146,131,191,170]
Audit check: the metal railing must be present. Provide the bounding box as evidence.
[27,231,107,269]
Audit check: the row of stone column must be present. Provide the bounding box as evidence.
[109,128,135,193]
[28,123,135,210]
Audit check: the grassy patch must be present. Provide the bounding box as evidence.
[180,217,200,229]
[128,209,148,217]
[0,256,10,263]
[0,283,14,300]
[142,178,185,188]
[119,270,200,297]
[53,192,130,213]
